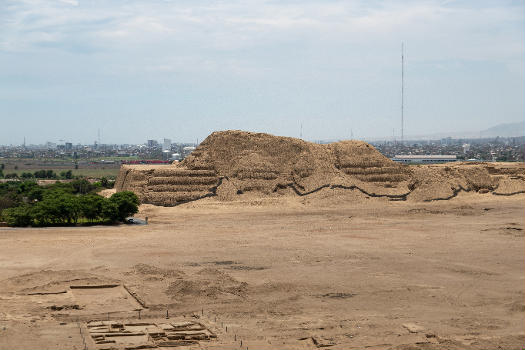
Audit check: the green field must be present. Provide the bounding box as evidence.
[0,158,121,179]
[5,168,120,179]
[70,168,120,178]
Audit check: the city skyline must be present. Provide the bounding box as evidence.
[2,120,524,147]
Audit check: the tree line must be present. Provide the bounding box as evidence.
[2,168,84,180]
[0,180,138,227]
[0,165,114,189]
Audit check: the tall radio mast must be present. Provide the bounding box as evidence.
[401,43,404,143]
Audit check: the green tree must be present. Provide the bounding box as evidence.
[109,191,139,221]
[3,205,33,227]
[31,201,52,226]
[79,194,104,222]
[0,196,18,219]
[62,195,81,224]
[1,182,139,227]
[100,177,109,188]
[34,194,62,224]
[28,187,44,202]
[18,181,38,196]
[101,199,119,222]
[0,183,23,214]
[37,190,80,224]
[46,182,74,194]
[60,170,73,179]
[71,179,95,194]
[34,170,46,178]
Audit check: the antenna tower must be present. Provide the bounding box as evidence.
[401,43,404,143]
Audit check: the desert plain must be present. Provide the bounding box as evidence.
[0,192,524,349]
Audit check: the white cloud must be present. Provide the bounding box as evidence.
[2,0,522,58]
[0,0,523,143]
[2,0,522,81]
[59,0,79,6]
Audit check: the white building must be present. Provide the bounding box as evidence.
[182,146,195,156]
[170,153,181,161]
[392,155,457,163]
[162,138,171,151]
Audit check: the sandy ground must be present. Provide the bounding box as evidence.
[0,193,524,349]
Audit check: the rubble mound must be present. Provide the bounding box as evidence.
[115,130,525,205]
[166,268,248,299]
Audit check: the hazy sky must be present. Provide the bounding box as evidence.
[1,0,524,144]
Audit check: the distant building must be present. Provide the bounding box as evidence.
[170,153,181,161]
[440,137,453,146]
[65,142,73,151]
[182,146,196,158]
[392,155,457,163]
[147,140,158,148]
[462,144,470,154]
[162,138,171,151]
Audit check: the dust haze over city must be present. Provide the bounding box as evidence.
[0,1,524,350]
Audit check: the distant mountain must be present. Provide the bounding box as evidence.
[479,121,525,138]
[360,121,525,142]
[316,121,525,143]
